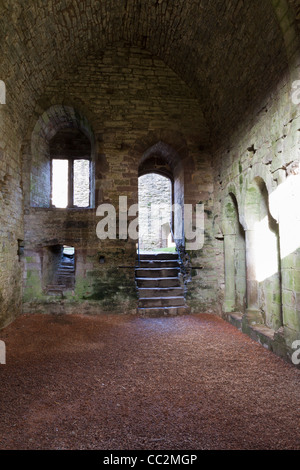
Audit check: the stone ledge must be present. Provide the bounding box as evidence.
[225,312,243,330]
[26,207,95,213]
[224,310,295,366]
[251,324,275,340]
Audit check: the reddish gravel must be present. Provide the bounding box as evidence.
[0,313,299,450]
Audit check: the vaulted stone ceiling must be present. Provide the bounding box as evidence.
[0,0,298,142]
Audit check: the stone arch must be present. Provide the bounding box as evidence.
[244,175,283,331]
[138,140,184,181]
[221,182,240,233]
[241,164,278,230]
[131,129,188,164]
[222,189,246,313]
[131,131,188,247]
[28,105,96,208]
[139,141,185,246]
[244,173,280,235]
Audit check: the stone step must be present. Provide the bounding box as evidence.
[137,260,179,268]
[57,279,74,284]
[138,287,184,298]
[135,267,179,278]
[46,285,65,295]
[56,272,74,283]
[138,296,185,308]
[57,267,75,272]
[138,253,178,260]
[137,306,190,317]
[135,249,186,316]
[136,277,181,288]
[46,284,65,290]
[57,271,75,277]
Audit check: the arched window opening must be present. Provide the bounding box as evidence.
[244,177,283,331]
[29,105,95,209]
[50,128,91,208]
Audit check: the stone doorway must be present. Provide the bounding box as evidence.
[138,173,175,253]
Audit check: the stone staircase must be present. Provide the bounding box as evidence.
[46,254,75,295]
[135,252,189,316]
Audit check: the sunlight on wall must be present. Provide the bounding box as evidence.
[254,216,278,282]
[270,174,300,260]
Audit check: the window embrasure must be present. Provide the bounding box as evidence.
[50,128,92,209]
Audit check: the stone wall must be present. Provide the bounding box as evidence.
[22,44,215,316]
[0,0,299,368]
[0,87,24,328]
[214,60,300,362]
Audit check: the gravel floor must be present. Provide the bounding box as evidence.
[0,313,299,450]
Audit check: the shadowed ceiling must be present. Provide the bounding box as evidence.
[0,0,298,141]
